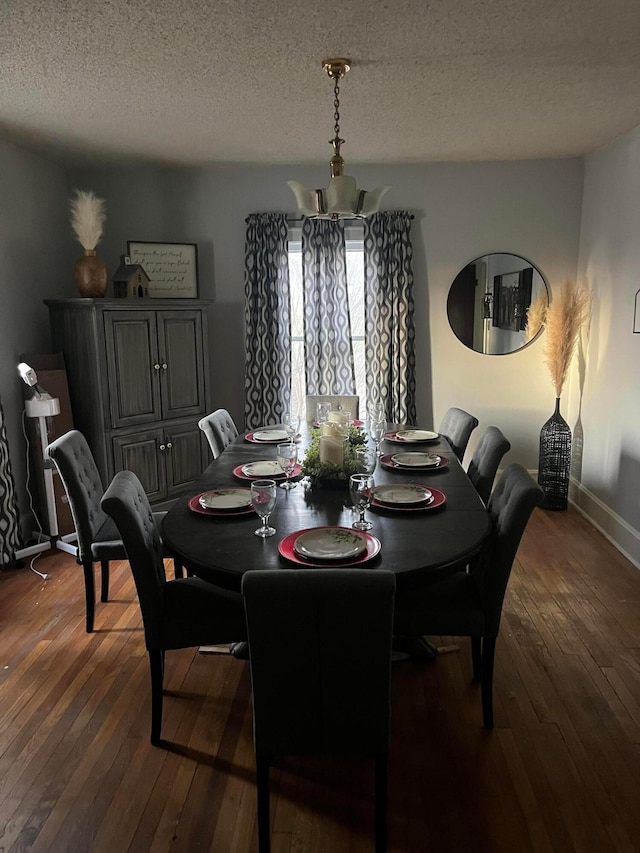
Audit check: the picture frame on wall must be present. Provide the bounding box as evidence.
[127,241,198,298]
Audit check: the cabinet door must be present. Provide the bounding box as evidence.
[105,312,162,428]
[156,311,206,421]
[164,422,207,499]
[112,429,167,504]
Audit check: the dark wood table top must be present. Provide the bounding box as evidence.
[162,427,491,593]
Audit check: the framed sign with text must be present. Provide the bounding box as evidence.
[127,241,198,298]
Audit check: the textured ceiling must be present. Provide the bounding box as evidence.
[2,0,640,167]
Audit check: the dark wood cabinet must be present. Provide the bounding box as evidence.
[46,299,211,507]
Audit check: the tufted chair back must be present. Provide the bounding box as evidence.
[198,409,239,459]
[472,463,543,636]
[438,407,479,462]
[47,429,109,564]
[101,470,166,649]
[102,469,248,744]
[243,567,395,852]
[467,426,511,506]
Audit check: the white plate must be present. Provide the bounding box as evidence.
[396,429,438,442]
[294,528,368,561]
[391,452,441,467]
[253,429,290,442]
[242,460,284,477]
[373,484,432,505]
[199,489,253,510]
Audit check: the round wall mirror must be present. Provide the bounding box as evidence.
[447,253,549,355]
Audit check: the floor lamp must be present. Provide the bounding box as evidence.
[14,363,77,561]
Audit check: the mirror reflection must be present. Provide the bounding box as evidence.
[447,253,549,355]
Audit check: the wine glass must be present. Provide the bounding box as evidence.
[250,479,277,537]
[370,417,387,456]
[354,447,377,476]
[316,401,331,425]
[282,411,301,441]
[349,473,374,531]
[276,442,298,490]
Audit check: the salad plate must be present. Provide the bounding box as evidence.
[198,488,253,510]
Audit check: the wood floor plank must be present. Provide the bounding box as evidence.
[2,508,640,851]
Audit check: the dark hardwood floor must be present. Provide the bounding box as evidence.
[1,506,639,852]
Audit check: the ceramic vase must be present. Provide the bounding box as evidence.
[74,249,108,298]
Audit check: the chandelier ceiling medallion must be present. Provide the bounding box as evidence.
[288,58,390,221]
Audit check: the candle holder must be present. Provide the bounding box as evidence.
[301,426,366,489]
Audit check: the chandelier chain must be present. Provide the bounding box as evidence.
[333,76,341,139]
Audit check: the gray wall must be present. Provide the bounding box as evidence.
[574,124,640,565]
[0,139,72,527]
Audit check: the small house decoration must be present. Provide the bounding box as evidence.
[112,255,150,298]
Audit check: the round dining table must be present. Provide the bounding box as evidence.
[161,424,491,594]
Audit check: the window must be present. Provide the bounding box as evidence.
[287,226,366,417]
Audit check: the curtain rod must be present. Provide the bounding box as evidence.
[245,214,415,223]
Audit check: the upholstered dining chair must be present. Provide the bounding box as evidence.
[243,568,395,853]
[198,408,239,459]
[101,470,247,745]
[47,430,180,633]
[304,394,360,423]
[438,407,479,462]
[466,426,511,505]
[394,464,542,729]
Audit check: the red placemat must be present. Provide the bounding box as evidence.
[278,527,381,567]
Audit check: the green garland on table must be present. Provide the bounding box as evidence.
[301,426,367,487]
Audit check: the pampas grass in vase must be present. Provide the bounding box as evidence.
[70,189,108,297]
[538,279,590,510]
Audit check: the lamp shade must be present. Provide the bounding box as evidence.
[288,177,390,219]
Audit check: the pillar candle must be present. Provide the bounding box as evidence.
[319,436,344,466]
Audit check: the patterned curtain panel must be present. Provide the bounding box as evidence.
[302,218,356,395]
[244,213,292,429]
[363,211,417,424]
[0,396,22,565]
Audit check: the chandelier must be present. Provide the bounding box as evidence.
[287,58,390,220]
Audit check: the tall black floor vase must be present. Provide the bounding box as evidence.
[538,397,571,510]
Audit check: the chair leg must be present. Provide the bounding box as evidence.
[471,636,482,681]
[149,649,165,746]
[481,636,496,729]
[173,559,184,579]
[100,561,110,602]
[375,753,388,853]
[256,754,271,853]
[82,561,96,633]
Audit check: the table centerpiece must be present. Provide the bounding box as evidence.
[301,423,367,488]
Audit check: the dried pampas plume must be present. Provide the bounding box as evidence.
[525,291,547,343]
[70,189,106,250]
[543,280,590,398]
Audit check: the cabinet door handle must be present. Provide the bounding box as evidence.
[161,363,168,370]
[154,363,161,371]
[159,443,166,451]
[166,441,173,449]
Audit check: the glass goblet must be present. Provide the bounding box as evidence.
[354,447,378,476]
[316,401,331,425]
[282,411,300,441]
[276,442,298,490]
[349,473,374,531]
[370,418,387,456]
[250,479,277,538]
